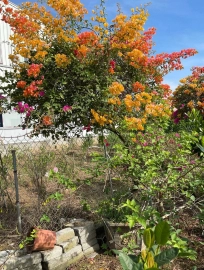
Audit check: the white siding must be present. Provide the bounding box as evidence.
[0,2,25,133]
[0,1,19,71]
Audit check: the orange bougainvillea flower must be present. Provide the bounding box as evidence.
[132,81,145,92]
[109,82,124,95]
[42,115,52,126]
[27,64,43,78]
[77,31,98,46]
[17,80,27,88]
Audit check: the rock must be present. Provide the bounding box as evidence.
[56,228,75,244]
[41,246,62,262]
[3,252,42,270]
[57,236,79,253]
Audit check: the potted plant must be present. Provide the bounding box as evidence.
[19,227,56,252]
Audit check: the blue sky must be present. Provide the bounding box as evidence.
[11,0,204,90]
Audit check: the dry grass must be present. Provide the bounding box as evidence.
[0,138,203,270]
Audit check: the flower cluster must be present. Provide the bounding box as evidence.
[14,102,34,117]
[55,54,71,68]
[172,66,204,121]
[108,82,124,96]
[27,64,43,78]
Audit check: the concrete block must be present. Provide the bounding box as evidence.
[58,236,78,253]
[14,249,27,257]
[83,243,100,256]
[81,238,98,251]
[0,256,7,266]
[23,263,42,270]
[0,251,9,258]
[42,245,83,270]
[74,223,95,238]
[4,252,42,270]
[79,231,96,244]
[56,228,75,244]
[48,252,84,270]
[41,246,62,262]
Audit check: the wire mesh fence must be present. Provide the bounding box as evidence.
[0,131,103,250]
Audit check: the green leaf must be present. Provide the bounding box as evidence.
[143,228,153,248]
[137,217,147,228]
[155,221,170,245]
[113,251,143,270]
[155,248,179,266]
[178,251,197,260]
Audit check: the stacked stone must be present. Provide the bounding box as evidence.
[0,220,100,270]
[0,250,42,270]
[41,227,83,270]
[69,220,100,256]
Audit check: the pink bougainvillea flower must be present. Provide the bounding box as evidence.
[174,118,180,124]
[63,105,72,112]
[53,167,58,173]
[39,91,45,96]
[175,133,180,138]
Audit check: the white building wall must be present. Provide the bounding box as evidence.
[0,1,18,68]
[0,1,44,142]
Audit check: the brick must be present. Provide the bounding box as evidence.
[41,246,62,262]
[56,228,75,244]
[57,236,78,253]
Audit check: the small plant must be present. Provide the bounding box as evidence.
[19,228,37,249]
[40,214,50,223]
[114,220,179,270]
[115,199,197,269]
[47,167,76,191]
[96,192,131,223]
[101,243,113,255]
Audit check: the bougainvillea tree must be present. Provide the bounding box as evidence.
[172,67,204,123]
[0,0,197,141]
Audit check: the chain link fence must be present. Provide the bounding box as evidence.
[0,131,103,250]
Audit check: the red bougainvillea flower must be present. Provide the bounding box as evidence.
[104,139,110,147]
[83,124,91,131]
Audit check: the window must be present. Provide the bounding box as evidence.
[0,114,3,127]
[0,111,22,128]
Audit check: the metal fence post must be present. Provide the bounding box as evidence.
[11,150,22,234]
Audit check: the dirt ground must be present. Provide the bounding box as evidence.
[0,143,203,270]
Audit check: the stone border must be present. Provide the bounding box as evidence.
[0,220,100,270]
